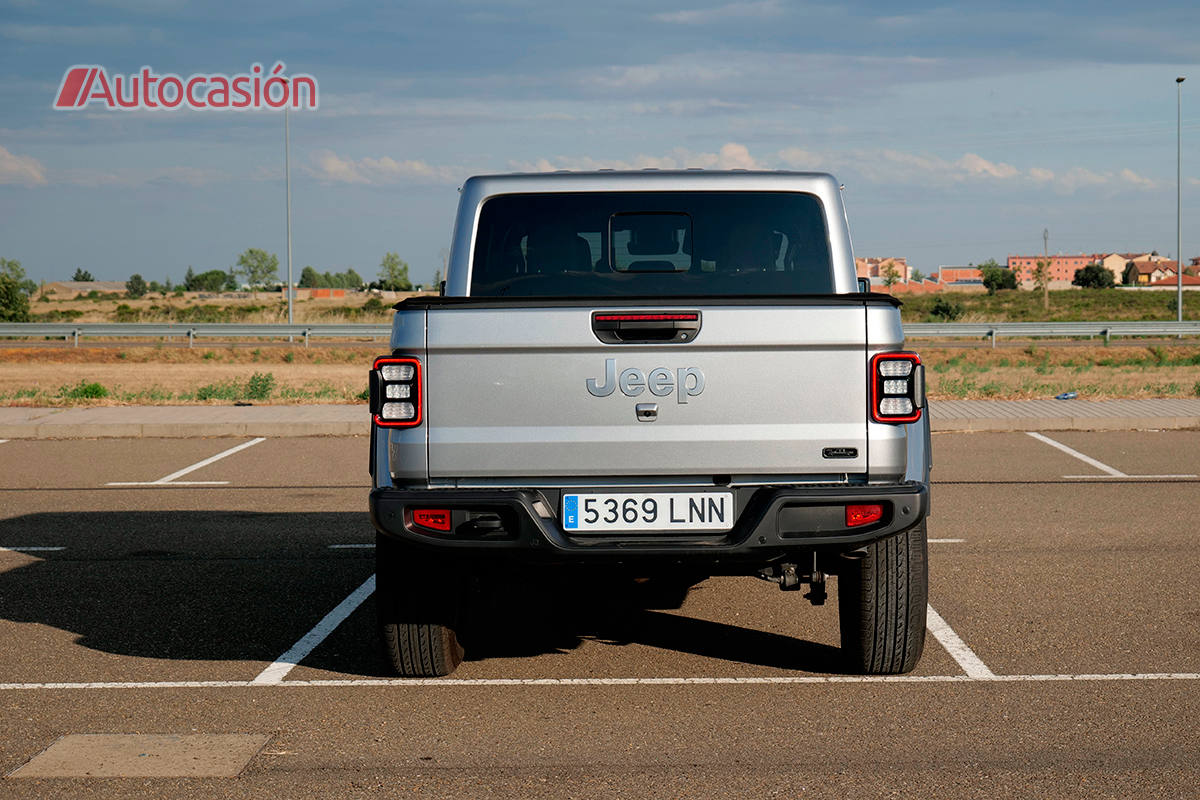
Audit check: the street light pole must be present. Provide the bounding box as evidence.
[285,104,294,326]
[1177,76,1186,324]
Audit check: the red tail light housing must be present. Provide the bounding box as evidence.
[870,352,924,424]
[370,356,422,428]
[410,508,452,532]
[845,504,884,528]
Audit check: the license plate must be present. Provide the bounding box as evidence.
[561,492,734,533]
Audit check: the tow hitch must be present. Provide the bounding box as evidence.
[758,556,827,606]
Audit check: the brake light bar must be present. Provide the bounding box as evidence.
[870,352,924,424]
[593,313,699,322]
[371,356,422,428]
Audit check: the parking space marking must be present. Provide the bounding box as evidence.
[0,546,65,553]
[929,538,965,543]
[1026,432,1196,480]
[2,673,1198,691]
[328,544,375,549]
[926,604,996,678]
[251,574,376,685]
[1026,432,1126,476]
[105,437,267,486]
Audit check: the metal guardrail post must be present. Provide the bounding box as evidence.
[990,329,996,349]
[304,328,310,348]
[73,329,79,348]
[188,329,195,349]
[1104,328,1110,345]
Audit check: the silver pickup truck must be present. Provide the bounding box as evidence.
[369,170,931,677]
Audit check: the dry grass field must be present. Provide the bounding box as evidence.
[1,342,1198,406]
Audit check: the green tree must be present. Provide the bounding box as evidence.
[184,266,197,290]
[980,265,1018,295]
[299,266,322,288]
[1072,264,1116,289]
[910,268,925,283]
[378,252,413,291]
[882,262,900,287]
[191,269,229,292]
[234,248,279,296]
[1033,259,1051,311]
[1,258,36,296]
[72,268,94,282]
[125,273,148,298]
[0,274,30,321]
[344,268,364,289]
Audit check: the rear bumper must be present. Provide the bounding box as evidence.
[370,482,928,566]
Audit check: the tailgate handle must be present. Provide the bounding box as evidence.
[591,311,701,344]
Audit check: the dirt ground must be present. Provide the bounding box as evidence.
[1,343,1198,405]
[0,345,374,405]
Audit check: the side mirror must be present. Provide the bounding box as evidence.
[857,277,871,293]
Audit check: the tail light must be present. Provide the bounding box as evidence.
[870,352,924,424]
[370,356,422,427]
[845,504,884,527]
[410,508,451,532]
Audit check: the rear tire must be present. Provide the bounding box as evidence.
[376,534,465,677]
[837,522,927,675]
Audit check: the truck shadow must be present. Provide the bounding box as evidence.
[0,510,849,677]
[454,574,850,674]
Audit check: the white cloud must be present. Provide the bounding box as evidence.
[0,23,137,44]
[957,152,1019,180]
[0,143,46,186]
[509,142,763,172]
[51,166,230,188]
[654,0,783,25]
[307,150,460,185]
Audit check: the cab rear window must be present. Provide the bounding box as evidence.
[469,191,834,297]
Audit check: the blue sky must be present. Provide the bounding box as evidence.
[1,0,1198,286]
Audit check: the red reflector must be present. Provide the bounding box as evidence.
[412,509,452,532]
[593,313,699,322]
[845,504,884,528]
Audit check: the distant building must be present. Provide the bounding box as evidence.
[1123,260,1177,286]
[1007,254,1100,282]
[855,257,910,282]
[936,266,983,283]
[1150,273,1200,287]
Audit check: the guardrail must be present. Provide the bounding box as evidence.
[0,321,1197,347]
[904,321,1200,346]
[0,323,392,347]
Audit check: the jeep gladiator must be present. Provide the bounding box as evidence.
[369,170,931,677]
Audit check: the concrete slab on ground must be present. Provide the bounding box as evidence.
[0,399,1198,439]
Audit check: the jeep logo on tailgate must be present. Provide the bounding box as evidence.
[586,358,705,404]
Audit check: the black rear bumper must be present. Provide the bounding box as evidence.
[370,482,928,568]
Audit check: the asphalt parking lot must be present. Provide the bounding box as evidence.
[0,431,1197,798]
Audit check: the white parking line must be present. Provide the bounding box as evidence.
[106,437,266,486]
[1026,432,1126,476]
[251,574,376,685]
[925,604,995,678]
[1,673,1198,690]
[1026,432,1196,480]
[328,544,375,549]
[928,538,965,543]
[0,546,65,553]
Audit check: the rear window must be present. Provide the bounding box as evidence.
[469,191,834,297]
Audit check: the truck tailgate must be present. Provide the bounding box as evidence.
[424,304,867,480]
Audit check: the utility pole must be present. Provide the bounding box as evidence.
[285,104,294,327]
[1178,76,1186,324]
[1041,227,1050,311]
